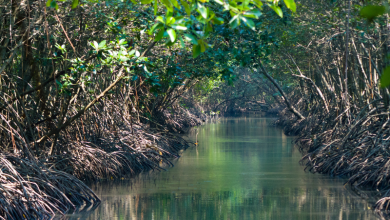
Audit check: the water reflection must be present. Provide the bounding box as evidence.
[65,117,378,220]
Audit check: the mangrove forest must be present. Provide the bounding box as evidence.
[1,0,390,219]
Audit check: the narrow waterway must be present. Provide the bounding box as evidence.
[66,117,377,220]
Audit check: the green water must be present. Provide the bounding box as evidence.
[66,117,378,220]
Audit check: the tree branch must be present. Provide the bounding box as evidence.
[257,59,305,120]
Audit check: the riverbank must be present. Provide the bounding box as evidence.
[0,105,205,219]
[275,99,390,217]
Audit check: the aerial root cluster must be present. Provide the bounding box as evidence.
[0,154,99,220]
[277,99,390,216]
[0,96,201,219]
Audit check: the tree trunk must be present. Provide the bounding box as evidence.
[257,60,305,120]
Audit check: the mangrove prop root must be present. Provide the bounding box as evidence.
[276,98,390,216]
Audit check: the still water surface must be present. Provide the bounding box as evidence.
[67,117,377,220]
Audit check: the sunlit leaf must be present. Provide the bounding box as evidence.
[229,14,240,29]
[241,17,255,30]
[156,16,165,23]
[154,0,158,15]
[167,28,177,42]
[166,16,176,26]
[93,41,99,50]
[184,33,198,45]
[71,0,79,9]
[119,39,127,45]
[171,0,179,8]
[283,0,296,12]
[171,24,187,30]
[99,40,106,48]
[141,0,153,4]
[269,4,283,18]
[243,8,262,19]
[252,0,263,8]
[46,0,52,7]
[197,3,208,19]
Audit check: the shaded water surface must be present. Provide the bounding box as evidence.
[66,117,377,220]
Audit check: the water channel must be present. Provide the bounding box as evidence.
[66,117,378,220]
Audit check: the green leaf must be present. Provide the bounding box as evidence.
[119,39,127,45]
[141,0,153,4]
[269,4,283,18]
[360,5,386,22]
[198,39,206,52]
[149,23,163,35]
[46,0,52,7]
[241,17,255,30]
[252,0,263,8]
[184,33,198,45]
[211,17,224,25]
[171,0,179,8]
[154,0,158,15]
[179,35,185,48]
[167,28,176,42]
[243,8,262,19]
[166,16,176,26]
[197,3,208,19]
[161,0,173,11]
[171,24,187,30]
[205,22,213,33]
[156,16,165,23]
[229,14,240,29]
[380,66,390,88]
[166,40,176,46]
[98,40,106,48]
[155,28,165,41]
[207,9,215,21]
[93,41,99,50]
[166,10,173,18]
[50,0,59,10]
[181,0,191,15]
[71,0,79,9]
[242,0,250,7]
[193,44,201,58]
[153,0,158,16]
[283,0,296,12]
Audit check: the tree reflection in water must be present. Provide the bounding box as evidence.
[65,118,378,220]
